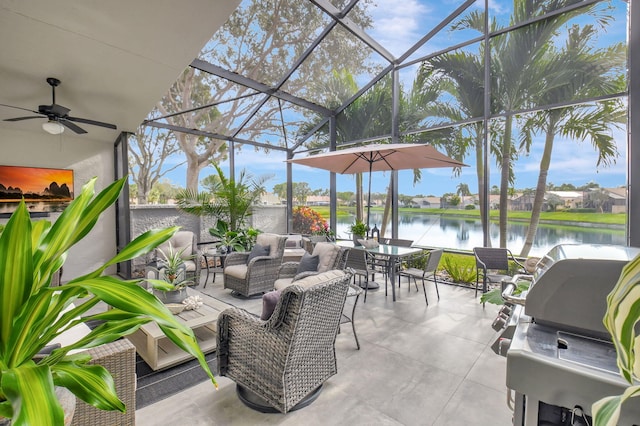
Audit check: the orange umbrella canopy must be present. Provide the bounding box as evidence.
[287,143,466,174]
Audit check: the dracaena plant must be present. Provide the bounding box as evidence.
[0,177,216,426]
[592,254,640,426]
[151,243,195,290]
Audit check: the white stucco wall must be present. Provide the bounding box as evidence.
[0,126,116,280]
[129,205,288,274]
[0,125,289,281]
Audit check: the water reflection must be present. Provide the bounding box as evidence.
[336,212,625,257]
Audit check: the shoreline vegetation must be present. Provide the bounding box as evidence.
[312,206,626,228]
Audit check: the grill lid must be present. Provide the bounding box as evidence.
[525,244,640,339]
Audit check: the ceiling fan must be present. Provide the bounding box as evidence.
[1,77,117,135]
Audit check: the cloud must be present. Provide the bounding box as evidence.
[364,0,431,57]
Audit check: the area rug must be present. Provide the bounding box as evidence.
[135,351,217,409]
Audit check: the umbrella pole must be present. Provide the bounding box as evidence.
[366,160,372,236]
[362,160,381,291]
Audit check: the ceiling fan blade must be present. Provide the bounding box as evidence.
[4,116,44,122]
[59,119,87,134]
[66,116,117,130]
[0,103,41,115]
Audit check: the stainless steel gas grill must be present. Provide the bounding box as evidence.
[491,244,640,426]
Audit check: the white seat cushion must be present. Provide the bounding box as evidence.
[225,264,248,280]
[274,277,294,291]
[291,270,345,290]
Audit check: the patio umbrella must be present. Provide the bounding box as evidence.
[288,143,467,233]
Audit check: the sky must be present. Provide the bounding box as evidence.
[158,0,629,197]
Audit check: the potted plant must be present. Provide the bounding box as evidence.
[176,163,268,252]
[0,177,216,426]
[592,254,640,425]
[208,221,259,253]
[147,244,195,303]
[350,220,367,245]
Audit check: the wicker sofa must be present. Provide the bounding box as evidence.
[216,269,352,413]
[71,339,137,426]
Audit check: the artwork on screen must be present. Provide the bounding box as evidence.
[0,165,74,214]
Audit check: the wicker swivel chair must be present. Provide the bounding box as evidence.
[217,270,352,413]
[223,233,287,297]
[473,247,524,297]
[274,242,349,291]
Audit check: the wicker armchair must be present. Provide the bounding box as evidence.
[71,339,136,426]
[223,233,287,297]
[273,242,349,291]
[217,269,352,413]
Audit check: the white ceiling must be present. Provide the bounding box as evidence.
[0,0,240,143]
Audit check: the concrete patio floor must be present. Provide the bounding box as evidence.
[135,273,514,425]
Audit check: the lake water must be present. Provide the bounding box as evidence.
[335,212,626,257]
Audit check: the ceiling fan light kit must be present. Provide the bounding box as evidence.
[2,77,117,135]
[42,120,64,135]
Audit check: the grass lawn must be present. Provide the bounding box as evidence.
[310,206,626,226]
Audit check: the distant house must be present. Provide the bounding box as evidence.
[488,194,502,210]
[584,187,627,213]
[510,192,532,211]
[509,190,583,211]
[604,187,627,213]
[411,196,441,208]
[546,191,583,210]
[259,192,282,205]
[306,195,330,206]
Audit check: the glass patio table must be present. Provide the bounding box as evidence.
[337,240,422,302]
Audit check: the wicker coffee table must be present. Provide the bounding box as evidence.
[127,288,229,370]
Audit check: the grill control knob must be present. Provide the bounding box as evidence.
[492,315,507,331]
[498,338,512,356]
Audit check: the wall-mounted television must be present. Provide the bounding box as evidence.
[0,165,74,215]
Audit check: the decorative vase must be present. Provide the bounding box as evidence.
[153,288,188,304]
[353,234,365,246]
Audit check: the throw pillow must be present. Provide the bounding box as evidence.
[296,252,319,275]
[247,243,270,264]
[260,290,281,320]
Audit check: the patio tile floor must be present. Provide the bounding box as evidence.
[135,274,513,425]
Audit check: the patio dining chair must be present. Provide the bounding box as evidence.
[344,248,376,302]
[473,247,524,298]
[398,249,443,305]
[380,238,414,287]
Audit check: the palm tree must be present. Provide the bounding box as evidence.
[376,66,450,236]
[335,73,393,225]
[302,70,394,224]
[422,11,495,234]
[175,163,270,232]
[456,182,471,208]
[518,24,624,256]
[490,0,604,247]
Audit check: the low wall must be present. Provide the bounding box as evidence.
[130,204,287,272]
